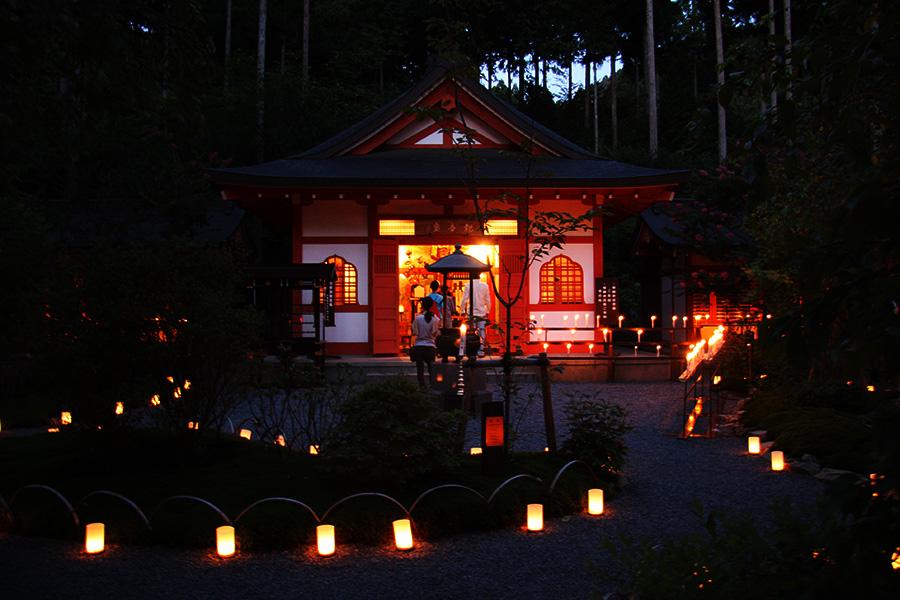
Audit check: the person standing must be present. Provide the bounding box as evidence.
[440,283,456,328]
[462,273,491,356]
[410,296,440,387]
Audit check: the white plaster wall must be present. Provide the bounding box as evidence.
[323,312,369,343]
[302,202,368,236]
[528,242,594,306]
[302,244,369,305]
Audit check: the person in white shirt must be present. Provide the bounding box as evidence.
[410,295,441,387]
[461,274,491,356]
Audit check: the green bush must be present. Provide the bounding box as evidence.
[760,407,874,472]
[559,393,632,474]
[327,376,464,485]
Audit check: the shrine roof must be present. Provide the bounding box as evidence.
[209,64,690,192]
[210,147,689,189]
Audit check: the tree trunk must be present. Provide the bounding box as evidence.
[714,0,726,162]
[256,0,267,163]
[584,60,591,128]
[784,0,792,99]
[593,63,599,154]
[224,0,232,90]
[646,0,658,159]
[769,0,776,108]
[611,53,618,151]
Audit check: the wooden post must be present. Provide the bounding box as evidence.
[538,352,556,453]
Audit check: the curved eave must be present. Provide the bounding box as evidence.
[208,153,691,191]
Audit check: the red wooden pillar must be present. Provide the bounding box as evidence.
[592,206,604,345]
[371,238,399,355]
[498,237,528,354]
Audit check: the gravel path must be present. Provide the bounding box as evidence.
[0,382,826,599]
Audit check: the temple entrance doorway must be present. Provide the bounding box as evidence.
[398,243,499,351]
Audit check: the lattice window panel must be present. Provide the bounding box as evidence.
[323,255,358,305]
[539,255,583,304]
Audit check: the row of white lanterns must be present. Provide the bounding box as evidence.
[80,489,606,556]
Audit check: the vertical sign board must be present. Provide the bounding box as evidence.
[321,280,335,327]
[481,401,505,475]
[595,277,619,325]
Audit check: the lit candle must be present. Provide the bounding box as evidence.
[683,316,688,327]
[540,314,545,327]
[672,315,678,327]
[771,451,785,471]
[595,315,600,328]
[602,328,608,342]
[570,328,576,342]
[115,402,124,415]
[574,314,580,327]
[317,524,335,556]
[585,313,590,326]
[637,329,643,343]
[748,436,760,454]
[588,343,594,354]
[393,519,414,550]
[651,315,657,328]
[216,525,236,557]
[543,342,549,353]
[634,346,638,357]
[618,315,624,328]
[563,315,569,326]
[656,345,661,357]
[527,504,543,531]
[587,489,604,515]
[460,323,467,356]
[85,523,105,554]
[567,343,572,354]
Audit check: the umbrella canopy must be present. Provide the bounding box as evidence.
[425,243,491,275]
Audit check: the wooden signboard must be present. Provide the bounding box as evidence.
[595,277,619,325]
[481,401,505,475]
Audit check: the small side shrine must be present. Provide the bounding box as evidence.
[210,64,691,357]
[245,263,337,369]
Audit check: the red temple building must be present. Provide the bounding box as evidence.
[210,64,691,357]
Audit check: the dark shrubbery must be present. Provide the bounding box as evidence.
[327,375,465,485]
[559,393,632,475]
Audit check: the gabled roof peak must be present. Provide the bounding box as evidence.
[294,64,600,161]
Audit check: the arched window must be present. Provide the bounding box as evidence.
[324,255,358,305]
[539,255,583,304]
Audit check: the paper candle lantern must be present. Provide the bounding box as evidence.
[470,447,482,455]
[216,525,236,557]
[771,450,785,471]
[85,523,105,554]
[527,504,543,531]
[393,519,414,550]
[61,411,72,425]
[317,524,335,556]
[748,436,760,454]
[588,489,604,515]
[239,429,251,440]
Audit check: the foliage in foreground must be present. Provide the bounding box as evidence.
[559,393,633,475]
[595,403,900,600]
[327,375,466,484]
[0,428,601,549]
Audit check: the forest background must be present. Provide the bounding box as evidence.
[1,0,898,385]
